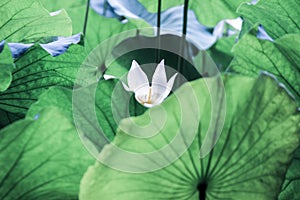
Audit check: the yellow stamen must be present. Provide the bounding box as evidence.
[147,88,152,103]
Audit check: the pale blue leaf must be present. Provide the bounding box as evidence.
[7,42,34,58]
[90,0,119,18]
[0,40,5,53]
[40,33,81,56]
[107,0,217,49]
[213,18,242,39]
[257,25,274,42]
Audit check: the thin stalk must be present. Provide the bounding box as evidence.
[182,0,189,35]
[83,0,91,37]
[177,0,189,72]
[103,0,108,16]
[156,0,162,63]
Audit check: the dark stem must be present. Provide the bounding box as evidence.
[156,0,162,63]
[83,0,91,37]
[177,0,189,72]
[182,0,189,35]
[103,0,108,16]
[197,181,207,200]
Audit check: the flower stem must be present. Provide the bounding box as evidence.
[177,0,189,72]
[103,0,108,16]
[156,0,162,63]
[182,0,189,35]
[197,181,207,200]
[83,0,91,37]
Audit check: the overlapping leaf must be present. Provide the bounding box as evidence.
[230,33,300,101]
[238,0,300,39]
[279,146,300,200]
[80,74,300,199]
[0,43,13,92]
[0,108,94,200]
[0,0,72,43]
[0,0,73,85]
[106,0,217,49]
[138,0,251,27]
[207,35,236,71]
[40,0,150,53]
[27,79,146,154]
[0,44,86,128]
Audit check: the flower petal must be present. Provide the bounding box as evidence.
[103,74,130,91]
[127,60,149,92]
[151,59,167,86]
[121,81,131,91]
[162,73,178,100]
[103,74,117,80]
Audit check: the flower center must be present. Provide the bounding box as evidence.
[136,88,155,105]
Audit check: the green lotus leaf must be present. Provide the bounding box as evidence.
[0,44,86,128]
[230,33,300,102]
[279,146,300,200]
[238,0,300,39]
[0,43,13,92]
[40,0,151,53]
[0,0,72,43]
[139,0,251,27]
[207,35,236,71]
[27,79,146,152]
[0,108,93,200]
[26,86,73,120]
[80,74,300,199]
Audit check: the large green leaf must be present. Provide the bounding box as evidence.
[138,0,250,27]
[279,146,300,200]
[39,0,86,34]
[0,0,72,42]
[0,43,13,92]
[238,0,300,39]
[26,86,73,120]
[83,11,149,53]
[207,35,236,71]
[191,0,250,27]
[0,44,86,128]
[80,74,300,199]
[0,108,93,200]
[27,80,146,153]
[230,33,300,102]
[0,0,79,127]
[40,0,150,53]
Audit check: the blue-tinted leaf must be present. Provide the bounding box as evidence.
[213,18,242,39]
[90,0,119,18]
[138,0,251,27]
[7,43,34,58]
[107,0,217,49]
[40,33,81,56]
[40,0,150,53]
[257,26,274,42]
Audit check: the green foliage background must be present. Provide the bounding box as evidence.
[0,0,299,199]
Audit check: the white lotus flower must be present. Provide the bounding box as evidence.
[108,59,177,108]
